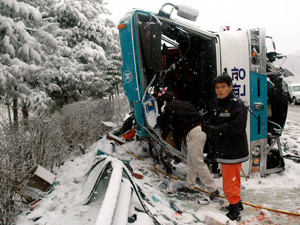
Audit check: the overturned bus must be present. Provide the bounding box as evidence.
[117,3,289,177]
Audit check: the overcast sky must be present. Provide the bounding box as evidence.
[106,0,300,55]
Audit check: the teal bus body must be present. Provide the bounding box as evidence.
[250,72,268,141]
[118,8,286,176]
[119,11,153,137]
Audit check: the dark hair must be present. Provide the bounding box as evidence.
[161,91,174,103]
[214,74,233,86]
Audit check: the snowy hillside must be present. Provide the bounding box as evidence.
[15,120,300,225]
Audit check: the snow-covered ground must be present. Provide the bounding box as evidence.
[16,116,300,225]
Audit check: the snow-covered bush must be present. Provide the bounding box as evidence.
[0,97,129,224]
[110,94,131,124]
[0,0,122,127]
[0,115,65,224]
[55,99,115,154]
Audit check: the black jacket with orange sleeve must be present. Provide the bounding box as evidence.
[208,92,249,164]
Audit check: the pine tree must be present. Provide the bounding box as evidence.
[0,0,123,122]
[50,0,122,104]
[0,0,58,125]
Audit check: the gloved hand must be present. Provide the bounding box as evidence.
[203,125,220,137]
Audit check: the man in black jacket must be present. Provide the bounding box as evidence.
[158,91,218,199]
[205,74,249,221]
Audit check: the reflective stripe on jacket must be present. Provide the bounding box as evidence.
[212,92,249,164]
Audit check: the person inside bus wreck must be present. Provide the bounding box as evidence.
[204,74,249,221]
[157,91,219,200]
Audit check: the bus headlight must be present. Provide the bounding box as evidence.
[252,146,261,156]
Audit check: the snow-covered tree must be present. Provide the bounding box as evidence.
[0,0,59,125]
[50,0,122,104]
[0,0,123,122]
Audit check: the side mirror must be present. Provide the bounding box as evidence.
[177,4,199,21]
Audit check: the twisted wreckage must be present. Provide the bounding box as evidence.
[82,3,292,223]
[22,3,296,225]
[115,3,289,177]
[85,3,292,225]
[32,4,298,225]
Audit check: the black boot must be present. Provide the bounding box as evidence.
[225,200,244,211]
[226,203,241,221]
